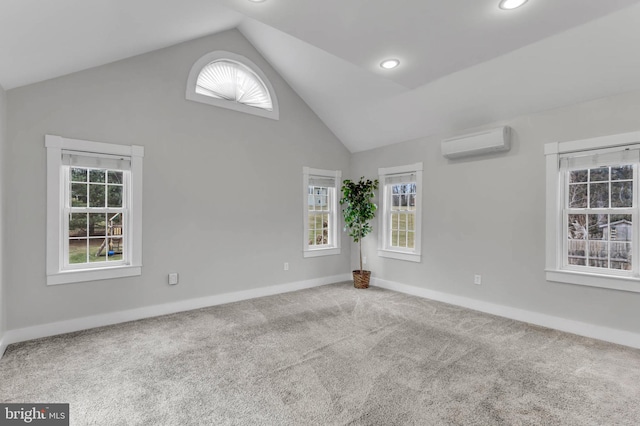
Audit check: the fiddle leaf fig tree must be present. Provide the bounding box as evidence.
[340,177,379,273]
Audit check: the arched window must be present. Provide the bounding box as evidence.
[186,51,279,120]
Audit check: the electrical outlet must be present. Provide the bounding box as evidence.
[168,273,179,285]
[284,262,289,271]
[363,256,367,264]
[474,274,482,285]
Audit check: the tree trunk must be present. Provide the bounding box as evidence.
[359,235,363,273]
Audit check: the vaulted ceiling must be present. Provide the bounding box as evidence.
[2,0,640,152]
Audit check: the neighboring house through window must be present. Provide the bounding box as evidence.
[545,131,640,292]
[186,50,279,120]
[303,167,341,257]
[378,163,423,262]
[46,135,144,285]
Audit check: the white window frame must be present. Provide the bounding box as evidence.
[545,131,640,293]
[378,163,423,262]
[303,167,341,258]
[185,50,279,121]
[46,135,144,285]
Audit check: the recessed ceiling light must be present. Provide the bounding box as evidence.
[380,59,400,70]
[499,0,528,10]
[249,0,266,2]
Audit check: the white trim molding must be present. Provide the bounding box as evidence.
[371,277,640,349]
[45,135,144,285]
[378,162,423,262]
[0,274,351,359]
[544,131,640,292]
[303,167,342,258]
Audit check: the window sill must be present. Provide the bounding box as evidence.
[303,247,341,258]
[378,249,421,263]
[545,269,640,293]
[47,265,142,286]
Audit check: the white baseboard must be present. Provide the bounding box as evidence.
[372,277,640,350]
[0,274,351,357]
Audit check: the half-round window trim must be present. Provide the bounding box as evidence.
[186,51,279,120]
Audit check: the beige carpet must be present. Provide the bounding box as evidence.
[1,282,639,425]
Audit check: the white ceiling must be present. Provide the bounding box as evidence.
[2,0,640,152]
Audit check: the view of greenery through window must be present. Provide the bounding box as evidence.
[567,165,633,270]
[308,186,330,246]
[68,167,125,265]
[390,183,417,249]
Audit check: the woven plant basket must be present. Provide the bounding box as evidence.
[352,270,371,289]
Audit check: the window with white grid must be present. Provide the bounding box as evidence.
[46,135,144,285]
[379,163,423,262]
[563,152,638,274]
[545,132,640,293]
[303,167,341,257]
[65,161,128,269]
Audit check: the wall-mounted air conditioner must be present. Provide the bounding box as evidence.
[441,126,511,159]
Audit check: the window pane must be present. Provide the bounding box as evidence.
[589,183,609,208]
[89,184,106,207]
[611,165,632,181]
[108,185,123,208]
[589,241,608,260]
[106,237,124,262]
[568,184,587,208]
[89,239,107,263]
[391,194,400,211]
[71,183,87,207]
[109,213,123,243]
[322,214,329,229]
[89,213,107,237]
[71,168,87,182]
[567,240,586,265]
[407,213,415,232]
[407,231,415,249]
[391,230,398,246]
[408,194,416,211]
[69,213,87,238]
[108,171,123,184]
[69,239,88,264]
[588,214,606,240]
[611,181,632,208]
[568,214,587,240]
[398,230,407,247]
[570,169,588,183]
[391,213,399,231]
[590,167,609,182]
[610,214,632,241]
[89,169,106,183]
[320,196,328,210]
[611,242,631,270]
[400,192,408,207]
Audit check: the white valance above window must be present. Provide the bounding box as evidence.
[383,172,417,185]
[309,175,336,188]
[62,150,131,171]
[560,147,640,171]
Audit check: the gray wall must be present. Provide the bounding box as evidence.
[5,29,351,330]
[0,84,5,340]
[351,90,640,334]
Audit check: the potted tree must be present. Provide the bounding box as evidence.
[340,177,379,289]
